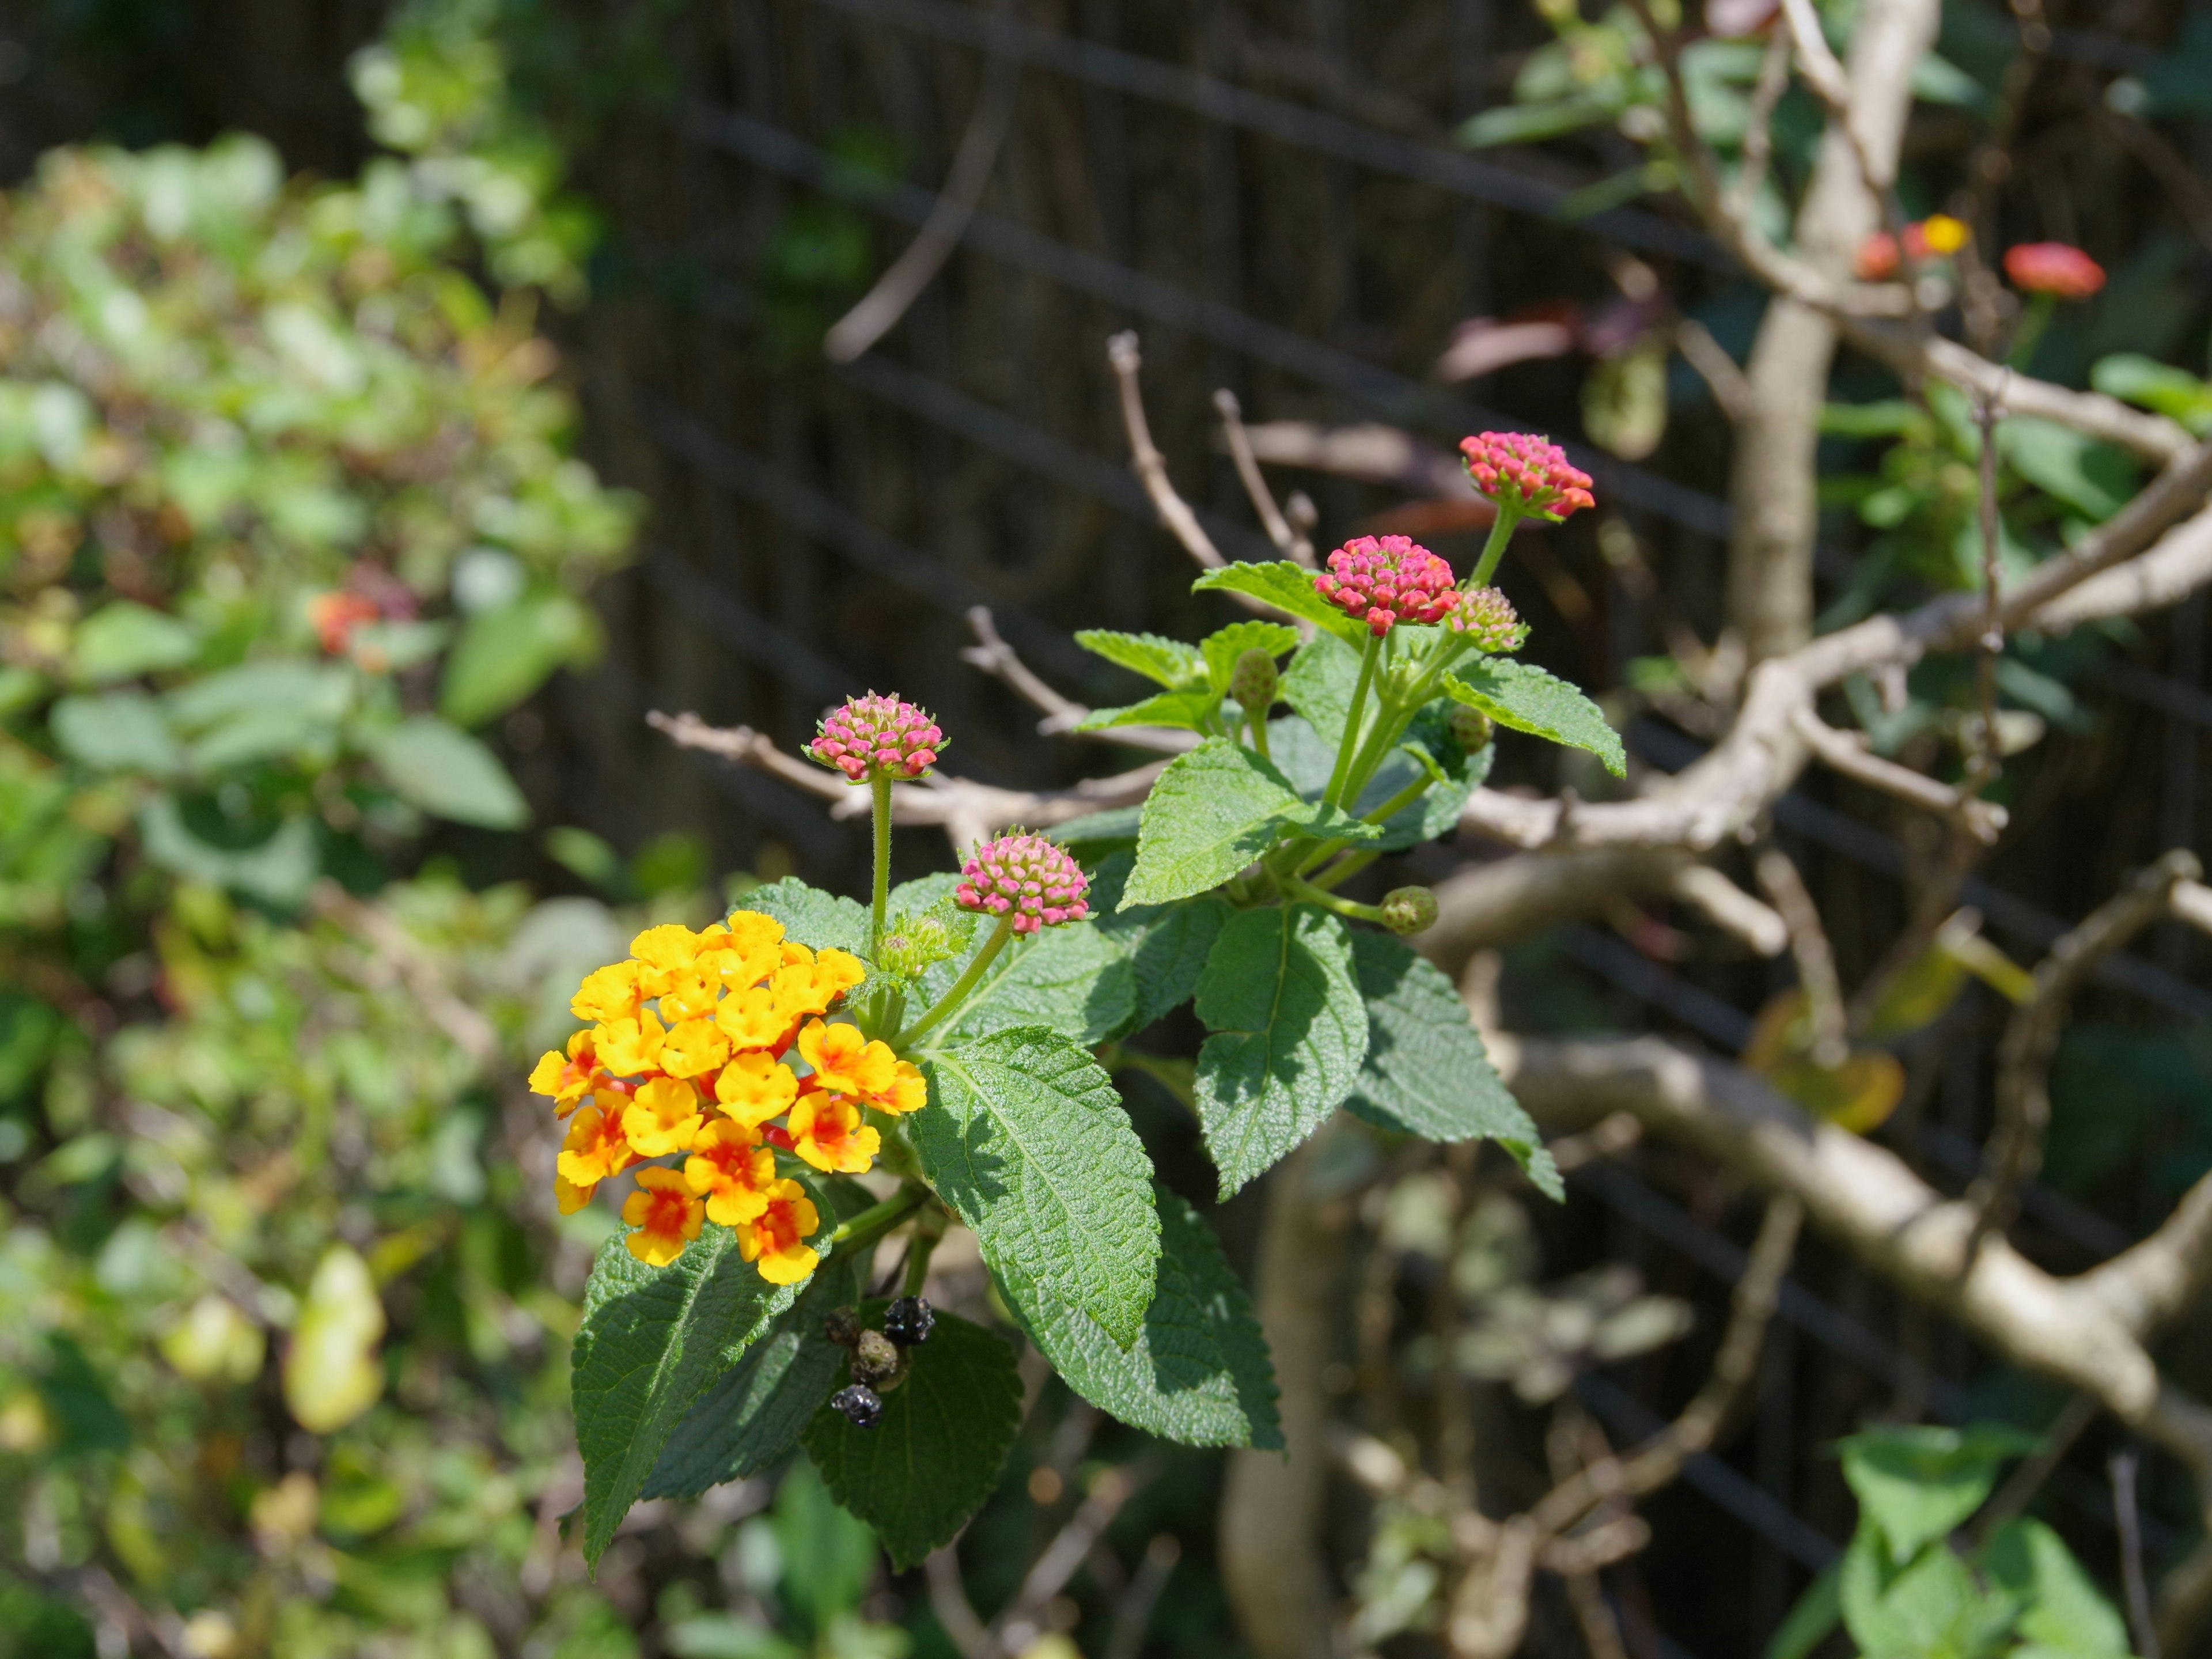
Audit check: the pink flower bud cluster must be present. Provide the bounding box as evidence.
[2002,243,2105,301]
[1314,536,1459,637]
[1459,432,1595,521]
[808,693,944,782]
[1448,586,1527,653]
[955,832,1090,935]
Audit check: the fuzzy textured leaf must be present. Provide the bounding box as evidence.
[915,1027,1161,1347]
[1200,620,1301,694]
[1343,932,1560,1196]
[1074,688,1222,734]
[1123,738,1378,908]
[802,1305,1022,1569]
[1266,714,1486,852]
[1192,905,1368,1196]
[1281,631,1363,744]
[744,877,873,959]
[1444,660,1626,777]
[570,1223,809,1566]
[1191,559,1369,645]
[942,921,1137,1046]
[1007,1185,1282,1448]
[1074,628,1206,688]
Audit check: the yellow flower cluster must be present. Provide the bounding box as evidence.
[528,910,926,1278]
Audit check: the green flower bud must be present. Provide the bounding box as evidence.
[1230,647,1280,715]
[1448,704,1495,754]
[1380,887,1439,935]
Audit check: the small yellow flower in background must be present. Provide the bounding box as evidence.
[528,1030,604,1115]
[1920,213,1970,254]
[623,1076,704,1157]
[595,1009,667,1077]
[557,1101,637,1190]
[798,1018,897,1097]
[714,1050,798,1127]
[715,984,791,1050]
[870,1058,929,1116]
[788,1094,881,1175]
[685,1119,778,1225]
[623,1168,705,1266]
[738,1179,821,1284]
[658,1016,732,1079]
[571,960,642,1024]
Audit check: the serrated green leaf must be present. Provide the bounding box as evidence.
[366,714,529,828]
[1342,932,1559,1196]
[1074,687,1223,734]
[915,1027,1160,1348]
[1444,660,1626,777]
[1123,738,1378,908]
[1200,620,1301,696]
[641,1253,863,1501]
[1104,896,1232,1032]
[1281,632,1363,745]
[1192,560,1369,644]
[1006,1184,1281,1449]
[1192,905,1368,1196]
[941,920,1136,1046]
[743,877,872,959]
[571,1223,809,1566]
[1074,628,1205,688]
[50,692,182,776]
[803,1304,1022,1569]
[1263,712,1486,853]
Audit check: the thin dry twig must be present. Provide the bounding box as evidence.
[1108,331,1224,570]
[1668,863,1789,957]
[1215,389,1315,566]
[1755,847,1848,1066]
[2114,1450,2164,1659]
[1791,709,2008,843]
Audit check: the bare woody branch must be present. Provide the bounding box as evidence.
[958,607,1199,755]
[1215,389,1315,566]
[1792,707,2008,843]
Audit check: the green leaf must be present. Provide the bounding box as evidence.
[1343,932,1560,1197]
[571,1222,810,1567]
[366,714,529,829]
[1007,1184,1281,1448]
[1457,94,1620,147]
[915,1027,1160,1349]
[1982,1518,2132,1658]
[440,587,600,728]
[2092,353,2212,432]
[70,601,202,684]
[1200,620,1301,695]
[641,1253,863,1501]
[1105,895,1233,1032]
[1999,417,2139,524]
[1048,806,1143,851]
[1074,628,1205,688]
[1444,660,1626,777]
[743,877,872,958]
[166,661,352,730]
[1122,738,1379,908]
[772,1461,880,1638]
[941,921,1137,1046]
[1764,1562,1842,1659]
[1839,1521,2018,1659]
[802,1304,1022,1569]
[139,797,319,906]
[1264,713,1484,853]
[1192,905,1368,1197]
[1281,632,1363,745]
[1074,688,1223,734]
[50,692,181,776]
[1838,1423,2040,1560]
[1191,560,1369,645]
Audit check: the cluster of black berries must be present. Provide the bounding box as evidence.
[827,1296,934,1428]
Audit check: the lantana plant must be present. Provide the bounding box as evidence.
[544,434,1627,1570]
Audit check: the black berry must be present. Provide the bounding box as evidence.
[884,1296,935,1347]
[823,1306,861,1348]
[852,1329,901,1387]
[831,1384,882,1429]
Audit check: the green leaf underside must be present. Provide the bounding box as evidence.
[1074,688,1222,734]
[1266,714,1487,851]
[1192,905,1368,1197]
[803,1305,1023,1570]
[942,920,1137,1047]
[1108,895,1233,1032]
[1007,1184,1282,1449]
[571,1222,813,1566]
[914,1027,1161,1349]
[1444,660,1627,777]
[744,877,873,959]
[1281,632,1362,745]
[1050,805,1143,849]
[1200,620,1301,694]
[1074,628,1206,688]
[1191,560,1369,645]
[1342,932,1559,1197]
[1123,738,1379,908]
[642,1251,863,1501]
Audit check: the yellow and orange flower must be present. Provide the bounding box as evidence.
[623,1076,705,1158]
[714,1050,800,1128]
[556,1101,639,1192]
[657,969,723,1024]
[684,1118,778,1226]
[788,1094,881,1175]
[630,922,710,997]
[595,1009,667,1078]
[715,984,797,1052]
[773,948,867,1020]
[866,1058,929,1116]
[571,960,642,1024]
[658,1016,732,1080]
[528,1031,606,1115]
[797,1018,897,1098]
[738,1179,821,1285]
[623,1168,706,1266]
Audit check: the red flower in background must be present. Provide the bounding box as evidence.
[2003,242,2105,300]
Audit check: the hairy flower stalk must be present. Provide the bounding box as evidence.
[808,694,944,959]
[1460,431,1594,587]
[896,832,1091,1047]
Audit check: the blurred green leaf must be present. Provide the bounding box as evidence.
[50,692,182,776]
[70,603,202,684]
[368,714,529,829]
[439,587,600,728]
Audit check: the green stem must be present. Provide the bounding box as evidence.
[869,773,893,958]
[893,914,1014,1049]
[1323,632,1384,808]
[830,1183,930,1250]
[1247,711,1271,761]
[1304,849,1379,891]
[1282,873,1386,923]
[1469,504,1523,589]
[1361,771,1433,828]
[2007,292,2056,370]
[902,1209,946,1297]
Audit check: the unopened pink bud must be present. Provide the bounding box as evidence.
[955,831,1091,935]
[1313,536,1459,637]
[1459,432,1594,521]
[806,692,948,783]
